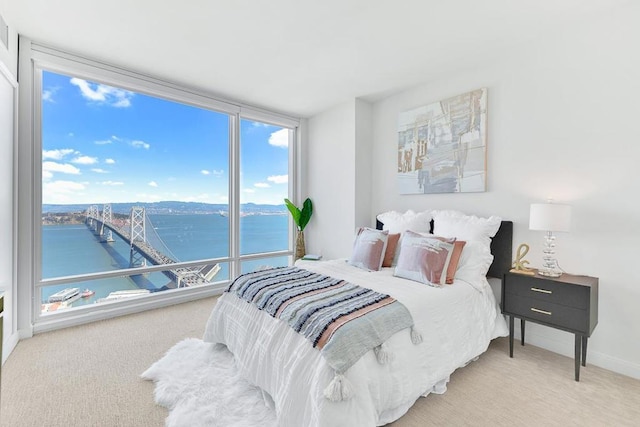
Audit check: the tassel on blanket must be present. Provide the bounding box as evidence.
[373,344,391,364]
[324,373,354,402]
[410,326,423,345]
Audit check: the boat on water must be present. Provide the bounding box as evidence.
[48,287,81,304]
[81,288,95,298]
[96,289,151,303]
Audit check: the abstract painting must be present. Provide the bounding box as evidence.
[397,88,487,194]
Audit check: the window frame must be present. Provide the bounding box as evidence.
[17,37,301,334]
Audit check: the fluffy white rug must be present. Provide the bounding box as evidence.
[141,338,277,427]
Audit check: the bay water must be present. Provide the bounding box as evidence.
[41,214,289,307]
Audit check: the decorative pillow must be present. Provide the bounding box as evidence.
[348,227,389,271]
[436,238,466,284]
[393,231,455,286]
[432,210,501,248]
[376,210,432,234]
[410,232,465,282]
[381,233,400,267]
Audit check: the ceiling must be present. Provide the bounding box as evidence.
[2,0,628,117]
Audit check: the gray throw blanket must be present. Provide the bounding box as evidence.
[227,266,422,401]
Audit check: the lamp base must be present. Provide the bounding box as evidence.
[538,268,562,278]
[539,231,563,278]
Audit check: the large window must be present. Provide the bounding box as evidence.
[239,118,291,272]
[20,40,299,326]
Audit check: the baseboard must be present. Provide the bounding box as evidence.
[2,330,19,364]
[515,327,640,380]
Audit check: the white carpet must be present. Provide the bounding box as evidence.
[141,338,277,427]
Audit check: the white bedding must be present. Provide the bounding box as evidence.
[203,259,508,426]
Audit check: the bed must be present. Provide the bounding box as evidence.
[203,211,513,426]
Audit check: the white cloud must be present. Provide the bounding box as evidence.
[252,122,272,128]
[72,155,98,165]
[131,140,150,149]
[201,170,211,175]
[96,135,121,145]
[43,161,81,175]
[43,180,87,203]
[99,181,124,186]
[268,128,289,148]
[243,188,256,193]
[105,158,116,164]
[91,168,108,174]
[43,149,75,160]
[42,87,58,103]
[42,170,53,180]
[69,78,134,108]
[212,169,224,176]
[254,182,270,188]
[267,174,288,184]
[148,181,158,187]
[134,192,162,202]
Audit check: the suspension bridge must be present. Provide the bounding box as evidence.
[85,204,220,288]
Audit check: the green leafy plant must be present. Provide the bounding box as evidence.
[284,197,313,231]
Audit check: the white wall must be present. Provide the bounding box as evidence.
[308,2,640,378]
[305,99,374,260]
[0,5,17,76]
[305,101,357,259]
[0,4,18,363]
[354,99,373,229]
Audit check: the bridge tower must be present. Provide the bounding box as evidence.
[86,205,99,233]
[100,204,115,242]
[129,206,147,267]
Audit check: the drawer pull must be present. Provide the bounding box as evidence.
[531,287,552,294]
[531,307,552,316]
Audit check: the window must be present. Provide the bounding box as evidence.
[19,39,299,328]
[239,118,291,272]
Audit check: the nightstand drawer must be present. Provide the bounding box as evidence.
[504,275,589,309]
[503,293,588,333]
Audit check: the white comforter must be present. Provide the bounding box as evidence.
[203,259,508,426]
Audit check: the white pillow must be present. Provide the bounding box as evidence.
[455,240,494,285]
[376,210,432,234]
[432,210,501,248]
[348,227,389,271]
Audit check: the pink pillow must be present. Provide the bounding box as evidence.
[394,231,455,286]
[382,233,400,267]
[441,239,466,284]
[348,228,389,271]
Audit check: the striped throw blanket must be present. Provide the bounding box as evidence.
[226,266,421,401]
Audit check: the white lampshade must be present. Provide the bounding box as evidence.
[529,203,572,232]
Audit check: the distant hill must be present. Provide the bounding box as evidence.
[42,201,287,215]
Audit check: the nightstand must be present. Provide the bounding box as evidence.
[502,271,598,381]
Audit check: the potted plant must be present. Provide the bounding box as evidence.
[284,197,313,260]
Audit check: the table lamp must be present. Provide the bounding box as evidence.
[529,202,572,277]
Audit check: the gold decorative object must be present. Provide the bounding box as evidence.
[510,243,536,275]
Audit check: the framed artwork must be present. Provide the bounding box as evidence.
[397,88,487,194]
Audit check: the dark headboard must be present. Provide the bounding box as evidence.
[375,219,513,280]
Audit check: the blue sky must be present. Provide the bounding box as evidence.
[41,71,290,206]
